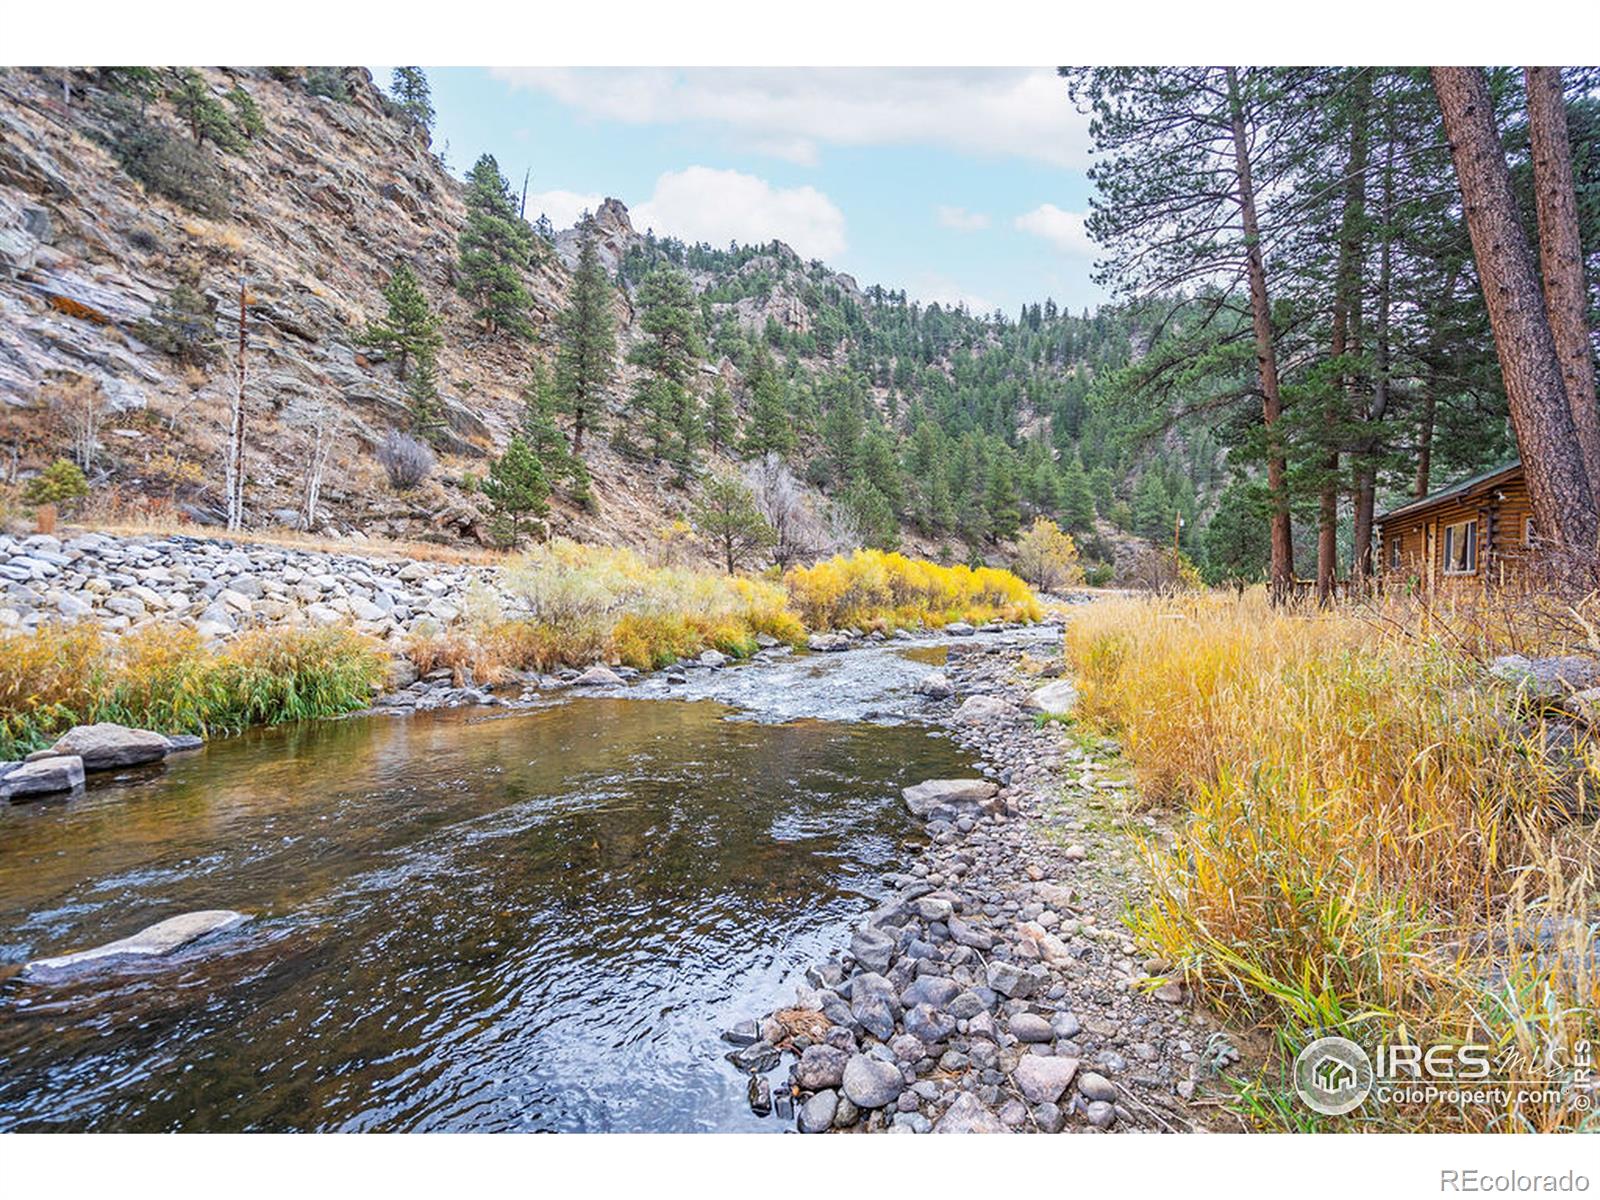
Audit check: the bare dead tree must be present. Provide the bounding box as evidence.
[744,452,820,567]
[51,376,106,473]
[285,397,343,529]
[224,268,248,531]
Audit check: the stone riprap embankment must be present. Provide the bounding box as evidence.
[0,531,497,644]
[723,632,1229,1134]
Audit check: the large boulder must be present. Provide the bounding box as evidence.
[21,910,251,981]
[1025,680,1077,715]
[0,755,85,799]
[902,778,999,821]
[572,665,626,687]
[913,672,955,699]
[1489,654,1600,700]
[48,723,171,770]
[953,694,1009,724]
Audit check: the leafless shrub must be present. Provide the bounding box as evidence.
[377,429,434,491]
[47,376,108,473]
[744,452,824,567]
[285,397,345,526]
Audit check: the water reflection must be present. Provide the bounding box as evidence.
[0,696,968,1132]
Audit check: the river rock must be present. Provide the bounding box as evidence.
[987,959,1047,999]
[944,622,976,637]
[699,649,728,668]
[0,754,85,799]
[1026,680,1077,714]
[1077,1071,1118,1102]
[948,915,994,951]
[903,1003,956,1045]
[798,1088,838,1133]
[748,1076,772,1116]
[935,1091,1007,1133]
[902,778,998,820]
[1013,1055,1079,1104]
[1008,1012,1055,1043]
[954,694,1009,723]
[572,665,626,687]
[850,925,895,972]
[47,722,171,770]
[795,1044,849,1090]
[842,1054,904,1109]
[807,632,850,652]
[900,975,961,1010]
[914,672,955,699]
[21,909,250,980]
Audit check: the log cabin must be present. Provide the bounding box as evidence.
[1374,460,1533,591]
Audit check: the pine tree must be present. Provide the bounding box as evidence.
[1060,455,1096,532]
[457,154,534,338]
[1132,471,1171,541]
[692,473,775,573]
[390,67,435,134]
[623,264,703,478]
[741,344,794,459]
[845,480,900,551]
[406,348,444,442]
[705,378,737,454]
[986,457,1021,541]
[170,69,241,150]
[480,435,549,547]
[360,260,440,381]
[520,360,589,501]
[554,219,617,453]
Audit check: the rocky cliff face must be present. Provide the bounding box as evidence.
[0,67,770,551]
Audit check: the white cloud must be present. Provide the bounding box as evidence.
[1014,204,1096,256]
[488,68,1091,169]
[524,188,604,229]
[905,273,994,315]
[936,205,990,232]
[632,166,847,260]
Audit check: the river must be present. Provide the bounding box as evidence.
[0,634,1047,1132]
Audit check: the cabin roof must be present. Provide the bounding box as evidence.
[1375,460,1523,525]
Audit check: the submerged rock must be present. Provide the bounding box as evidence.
[21,910,251,981]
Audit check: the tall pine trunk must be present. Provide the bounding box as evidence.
[1352,103,1395,591]
[1433,67,1597,554]
[1226,67,1294,601]
[1526,67,1600,494]
[1321,71,1372,604]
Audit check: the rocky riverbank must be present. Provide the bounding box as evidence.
[724,630,1231,1134]
[0,530,495,643]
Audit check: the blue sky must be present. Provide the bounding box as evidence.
[405,68,1107,317]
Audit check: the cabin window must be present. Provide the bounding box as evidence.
[1442,519,1477,574]
[1388,537,1402,569]
[1525,516,1536,546]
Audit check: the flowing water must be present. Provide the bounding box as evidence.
[0,638,1011,1133]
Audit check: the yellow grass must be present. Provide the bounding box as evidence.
[0,623,386,757]
[1064,589,1599,1131]
[785,548,1041,631]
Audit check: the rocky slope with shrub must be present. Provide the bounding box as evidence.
[1,66,1168,575]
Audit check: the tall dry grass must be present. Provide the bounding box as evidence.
[785,548,1041,631]
[0,623,386,757]
[1064,589,1598,1131]
[407,540,808,681]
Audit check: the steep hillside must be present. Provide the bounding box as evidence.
[0,66,1187,572]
